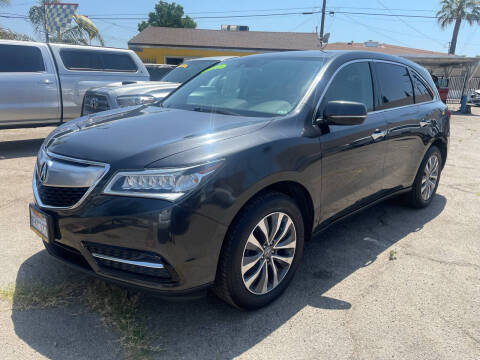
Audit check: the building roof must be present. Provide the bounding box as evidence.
[324,42,448,56]
[129,26,322,51]
[128,26,448,56]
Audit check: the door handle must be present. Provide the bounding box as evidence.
[38,79,53,85]
[419,119,432,127]
[371,129,386,141]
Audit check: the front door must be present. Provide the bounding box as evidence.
[317,61,388,222]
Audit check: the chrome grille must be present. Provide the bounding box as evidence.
[33,150,109,210]
[82,93,110,115]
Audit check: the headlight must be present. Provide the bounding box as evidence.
[116,95,156,107]
[103,161,222,201]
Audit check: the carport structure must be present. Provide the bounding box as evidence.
[405,55,480,111]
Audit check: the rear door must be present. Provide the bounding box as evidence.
[0,43,60,126]
[373,61,431,190]
[318,61,388,221]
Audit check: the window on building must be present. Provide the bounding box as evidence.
[322,62,374,112]
[60,50,137,72]
[375,62,414,110]
[165,57,184,65]
[0,44,45,72]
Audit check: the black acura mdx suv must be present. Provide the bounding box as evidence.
[30,51,449,309]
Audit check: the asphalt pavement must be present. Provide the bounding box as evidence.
[0,108,479,360]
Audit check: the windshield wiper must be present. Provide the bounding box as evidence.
[192,107,240,116]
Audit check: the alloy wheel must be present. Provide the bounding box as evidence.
[421,154,439,201]
[241,212,296,295]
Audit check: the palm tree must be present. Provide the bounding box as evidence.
[28,1,104,45]
[437,0,480,54]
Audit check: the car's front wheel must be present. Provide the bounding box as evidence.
[214,192,304,310]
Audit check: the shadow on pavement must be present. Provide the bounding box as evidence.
[0,138,44,160]
[11,194,446,359]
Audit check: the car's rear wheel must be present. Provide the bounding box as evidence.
[214,192,304,310]
[407,145,442,208]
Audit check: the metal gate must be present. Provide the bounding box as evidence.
[446,76,480,104]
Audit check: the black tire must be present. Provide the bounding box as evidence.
[214,192,305,310]
[406,145,442,208]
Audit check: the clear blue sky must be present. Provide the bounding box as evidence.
[1,0,479,56]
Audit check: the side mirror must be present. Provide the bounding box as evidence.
[316,100,367,126]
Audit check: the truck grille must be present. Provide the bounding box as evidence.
[82,94,110,115]
[37,184,88,208]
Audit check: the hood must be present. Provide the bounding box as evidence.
[46,106,269,168]
[90,81,180,98]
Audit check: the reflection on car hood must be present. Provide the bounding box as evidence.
[45,106,269,168]
[89,81,181,98]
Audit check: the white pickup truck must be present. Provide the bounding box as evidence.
[0,40,149,129]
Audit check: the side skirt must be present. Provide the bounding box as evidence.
[312,187,412,236]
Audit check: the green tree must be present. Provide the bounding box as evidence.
[0,0,31,40]
[138,1,196,32]
[437,0,480,54]
[0,27,32,40]
[28,1,104,45]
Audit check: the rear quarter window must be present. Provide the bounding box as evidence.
[0,44,45,72]
[60,49,137,72]
[411,73,434,103]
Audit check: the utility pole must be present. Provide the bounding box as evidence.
[43,0,49,43]
[319,0,327,45]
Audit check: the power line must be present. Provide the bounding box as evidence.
[86,10,477,21]
[374,0,446,47]
[340,14,412,47]
[84,6,436,17]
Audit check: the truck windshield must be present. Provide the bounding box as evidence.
[162,57,325,117]
[161,60,219,83]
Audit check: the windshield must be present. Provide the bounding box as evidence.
[162,57,325,118]
[146,66,174,81]
[161,60,219,83]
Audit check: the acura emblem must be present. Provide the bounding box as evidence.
[39,162,48,184]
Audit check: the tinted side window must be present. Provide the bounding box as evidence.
[411,73,433,103]
[322,62,374,112]
[101,53,137,71]
[60,50,137,72]
[60,50,102,70]
[375,62,413,110]
[0,44,45,72]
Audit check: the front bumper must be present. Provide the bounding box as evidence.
[36,194,227,296]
